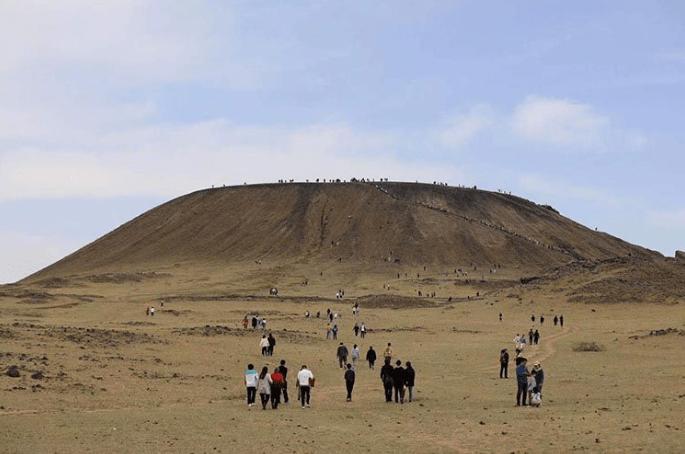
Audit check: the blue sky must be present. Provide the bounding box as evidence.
[1,1,683,283]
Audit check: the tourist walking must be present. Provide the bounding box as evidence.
[499,348,509,379]
[366,346,377,369]
[553,316,558,326]
[533,329,540,345]
[405,361,415,402]
[297,365,314,408]
[560,315,564,327]
[244,363,258,407]
[257,366,272,410]
[278,359,289,404]
[392,360,406,404]
[259,335,269,356]
[344,364,355,401]
[383,343,393,361]
[267,333,276,356]
[337,342,349,368]
[380,358,394,402]
[351,344,360,367]
[360,323,367,338]
[271,367,284,409]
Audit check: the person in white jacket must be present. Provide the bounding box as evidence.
[296,365,314,408]
[259,335,270,356]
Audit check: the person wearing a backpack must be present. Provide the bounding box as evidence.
[499,349,509,379]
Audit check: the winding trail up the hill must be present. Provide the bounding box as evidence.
[370,182,584,261]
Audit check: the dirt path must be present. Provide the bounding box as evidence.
[483,324,573,374]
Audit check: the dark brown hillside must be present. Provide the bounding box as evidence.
[23,182,658,282]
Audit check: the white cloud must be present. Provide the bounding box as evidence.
[436,105,494,149]
[511,96,611,148]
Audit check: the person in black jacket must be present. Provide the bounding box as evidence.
[500,349,509,379]
[344,363,355,402]
[267,333,276,356]
[404,361,415,402]
[337,343,349,368]
[392,360,406,404]
[380,358,394,402]
[366,346,377,369]
[278,359,289,404]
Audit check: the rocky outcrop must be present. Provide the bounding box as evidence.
[676,250,685,260]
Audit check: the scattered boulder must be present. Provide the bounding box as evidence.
[7,365,20,378]
[676,250,685,261]
[31,371,44,380]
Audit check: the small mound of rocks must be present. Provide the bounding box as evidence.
[6,365,20,378]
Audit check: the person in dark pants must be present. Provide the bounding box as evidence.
[244,363,258,407]
[337,342,349,368]
[499,349,509,378]
[267,333,276,356]
[553,316,558,326]
[528,328,534,345]
[344,363,355,401]
[560,315,564,327]
[278,359,289,403]
[540,315,545,324]
[404,361,415,402]
[380,358,394,402]
[392,360,406,404]
[366,346,377,369]
[516,357,529,406]
[270,367,284,409]
[533,329,540,345]
[296,365,314,408]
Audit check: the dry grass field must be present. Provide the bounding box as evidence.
[1,261,684,453]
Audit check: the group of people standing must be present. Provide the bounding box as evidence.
[516,358,544,407]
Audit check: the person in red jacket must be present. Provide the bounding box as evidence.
[270,367,284,409]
